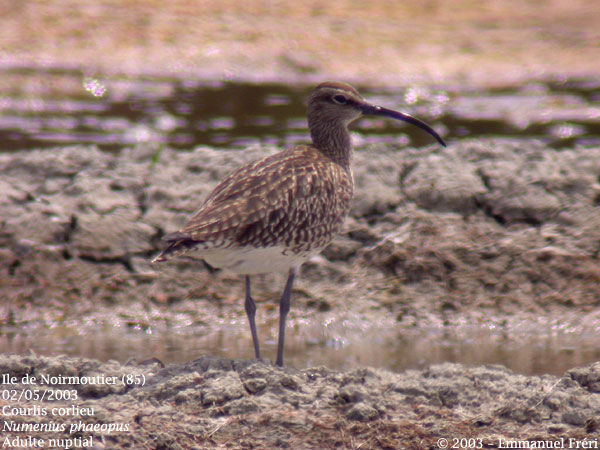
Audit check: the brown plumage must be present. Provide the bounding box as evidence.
[153,81,446,366]
[154,144,353,264]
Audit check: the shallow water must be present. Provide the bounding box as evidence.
[1,66,599,153]
[2,319,600,376]
[2,66,600,375]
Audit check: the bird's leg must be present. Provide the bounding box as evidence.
[276,268,296,367]
[244,276,261,360]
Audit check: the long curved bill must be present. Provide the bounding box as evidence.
[360,104,446,147]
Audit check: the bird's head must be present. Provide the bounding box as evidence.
[308,81,446,147]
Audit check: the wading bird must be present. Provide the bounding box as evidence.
[153,81,446,366]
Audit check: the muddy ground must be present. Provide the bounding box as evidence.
[2,0,600,88]
[0,354,599,448]
[2,139,599,337]
[1,0,600,447]
[1,138,600,447]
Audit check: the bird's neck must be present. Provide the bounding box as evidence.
[308,117,352,168]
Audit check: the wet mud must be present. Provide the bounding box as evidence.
[1,0,600,447]
[1,138,599,369]
[0,354,599,448]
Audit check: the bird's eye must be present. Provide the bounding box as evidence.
[332,94,347,105]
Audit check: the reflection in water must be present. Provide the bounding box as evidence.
[2,321,599,376]
[1,66,599,153]
[2,66,600,374]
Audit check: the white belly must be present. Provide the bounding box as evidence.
[199,246,314,275]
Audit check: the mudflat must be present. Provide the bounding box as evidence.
[1,0,599,447]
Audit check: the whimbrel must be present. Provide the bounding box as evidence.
[152,81,446,366]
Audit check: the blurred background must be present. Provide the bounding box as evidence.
[2,0,599,84]
[1,0,599,150]
[1,0,599,375]
[1,0,599,151]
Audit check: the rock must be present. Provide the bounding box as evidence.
[567,363,600,393]
[402,151,487,214]
[346,402,379,421]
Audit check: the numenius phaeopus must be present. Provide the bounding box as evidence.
[153,81,446,366]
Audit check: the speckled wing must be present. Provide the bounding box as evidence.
[153,146,353,262]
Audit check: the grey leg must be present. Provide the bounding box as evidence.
[244,276,261,360]
[276,268,296,367]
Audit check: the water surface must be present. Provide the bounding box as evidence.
[2,66,599,153]
[2,66,599,375]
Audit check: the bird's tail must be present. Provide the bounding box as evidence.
[151,231,199,263]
